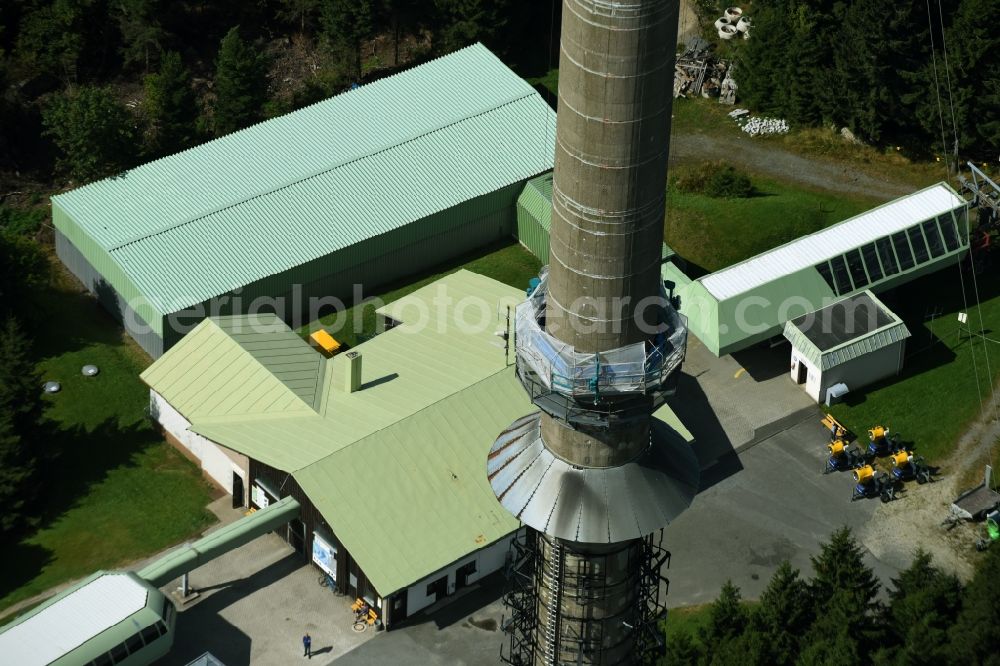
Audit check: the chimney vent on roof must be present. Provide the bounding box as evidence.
[345,352,362,393]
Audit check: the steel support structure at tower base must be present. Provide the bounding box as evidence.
[499,529,671,666]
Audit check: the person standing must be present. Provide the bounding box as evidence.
[302,632,312,659]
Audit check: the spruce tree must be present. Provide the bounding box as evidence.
[115,0,168,72]
[42,86,138,182]
[878,550,963,666]
[698,580,746,663]
[213,27,269,137]
[320,0,376,81]
[948,544,1000,665]
[749,561,811,665]
[0,317,42,536]
[144,51,198,157]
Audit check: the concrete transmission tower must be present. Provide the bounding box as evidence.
[487,1,699,664]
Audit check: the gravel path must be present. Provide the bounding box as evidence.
[860,398,1000,582]
[669,132,916,202]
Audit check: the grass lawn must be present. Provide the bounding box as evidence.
[0,264,217,615]
[665,171,879,274]
[828,268,1000,464]
[297,240,542,345]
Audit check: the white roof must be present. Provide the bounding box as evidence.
[700,183,967,300]
[0,573,148,666]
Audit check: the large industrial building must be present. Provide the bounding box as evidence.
[141,270,696,629]
[52,43,555,358]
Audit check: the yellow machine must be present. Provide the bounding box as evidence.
[828,440,848,456]
[869,426,887,442]
[891,451,912,468]
[821,414,848,440]
[853,465,874,483]
[309,329,342,358]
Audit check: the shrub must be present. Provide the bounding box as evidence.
[672,161,755,198]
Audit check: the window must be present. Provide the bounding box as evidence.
[125,633,144,655]
[938,215,961,252]
[876,237,899,276]
[815,262,837,291]
[92,654,113,666]
[845,249,868,288]
[155,621,168,637]
[829,255,853,294]
[860,243,884,282]
[907,226,929,263]
[140,625,160,646]
[891,232,915,270]
[922,219,945,257]
[110,643,128,664]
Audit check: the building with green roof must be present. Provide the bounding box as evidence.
[783,290,911,403]
[140,270,694,627]
[53,43,556,358]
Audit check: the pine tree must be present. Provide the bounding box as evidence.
[948,544,1000,665]
[698,580,747,663]
[658,629,700,666]
[433,0,510,55]
[877,550,963,665]
[144,50,198,157]
[0,317,42,536]
[212,27,270,137]
[749,561,811,665]
[320,0,376,81]
[42,86,138,182]
[115,0,168,72]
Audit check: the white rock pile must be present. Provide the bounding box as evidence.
[738,116,789,136]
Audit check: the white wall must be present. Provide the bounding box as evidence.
[150,390,247,497]
[405,532,517,616]
[790,350,822,402]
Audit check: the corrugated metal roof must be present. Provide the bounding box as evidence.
[293,370,529,596]
[518,172,553,231]
[700,183,967,300]
[782,291,910,370]
[52,43,556,314]
[140,317,317,420]
[0,572,149,666]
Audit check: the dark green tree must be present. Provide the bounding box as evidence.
[144,50,198,156]
[16,0,93,81]
[808,527,879,617]
[748,561,812,665]
[320,0,376,80]
[42,85,138,182]
[114,0,168,72]
[278,0,320,35]
[433,0,509,55]
[948,544,1000,665]
[658,629,700,666]
[0,317,42,536]
[876,550,963,666]
[698,580,747,663]
[734,1,793,115]
[212,26,269,136]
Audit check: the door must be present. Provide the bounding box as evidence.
[232,472,244,509]
[288,518,306,555]
[426,575,448,602]
[796,360,808,385]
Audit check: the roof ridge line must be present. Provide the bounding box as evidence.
[107,92,539,252]
[291,366,516,473]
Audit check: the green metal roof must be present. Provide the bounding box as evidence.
[52,43,556,314]
[140,316,318,420]
[142,269,696,597]
[782,291,910,370]
[518,172,553,232]
[294,370,529,596]
[676,184,969,356]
